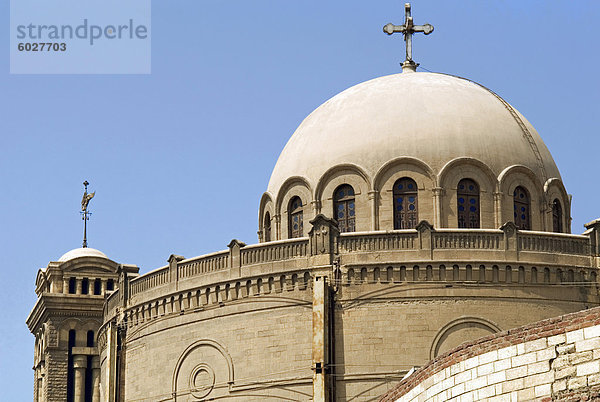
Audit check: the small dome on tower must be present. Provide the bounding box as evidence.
[58,247,109,262]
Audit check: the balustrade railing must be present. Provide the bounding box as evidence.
[241,238,308,265]
[178,251,229,279]
[518,232,590,255]
[120,228,593,304]
[433,230,503,250]
[130,266,169,296]
[339,231,417,252]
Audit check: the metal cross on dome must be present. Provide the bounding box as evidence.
[383,3,434,70]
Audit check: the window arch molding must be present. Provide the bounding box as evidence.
[544,178,570,233]
[392,177,419,229]
[437,158,497,228]
[275,176,312,240]
[333,184,356,232]
[258,192,274,241]
[316,166,369,232]
[457,178,481,228]
[287,196,304,238]
[499,165,544,231]
[551,199,563,233]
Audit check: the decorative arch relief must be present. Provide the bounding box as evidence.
[430,317,501,359]
[172,339,234,401]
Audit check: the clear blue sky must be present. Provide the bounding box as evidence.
[1,0,599,399]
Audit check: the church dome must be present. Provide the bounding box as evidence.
[267,72,561,195]
[58,247,108,262]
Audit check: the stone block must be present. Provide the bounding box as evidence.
[511,351,536,367]
[498,346,517,360]
[479,350,498,364]
[555,366,576,379]
[584,325,600,339]
[524,371,554,388]
[477,384,497,399]
[557,343,576,354]
[494,358,511,371]
[502,377,524,393]
[524,338,547,353]
[487,370,506,385]
[506,365,527,380]
[552,378,567,392]
[566,329,584,344]
[576,360,600,376]
[588,373,600,386]
[548,334,566,346]
[568,375,587,389]
[477,362,494,376]
[536,347,557,362]
[516,387,535,400]
[576,338,600,352]
[570,351,593,364]
[455,370,472,385]
[464,356,479,370]
[451,382,465,398]
[527,360,550,376]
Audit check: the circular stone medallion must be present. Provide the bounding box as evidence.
[188,363,215,399]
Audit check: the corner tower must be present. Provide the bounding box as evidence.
[26,247,135,402]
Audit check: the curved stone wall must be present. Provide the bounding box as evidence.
[379,307,600,402]
[98,219,600,401]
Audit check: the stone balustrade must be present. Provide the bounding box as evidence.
[102,218,600,324]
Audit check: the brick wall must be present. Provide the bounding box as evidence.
[380,306,600,401]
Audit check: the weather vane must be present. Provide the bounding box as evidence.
[383,3,434,72]
[81,180,95,248]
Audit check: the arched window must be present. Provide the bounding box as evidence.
[457,179,480,228]
[393,178,418,229]
[333,185,355,232]
[513,186,531,230]
[552,199,563,233]
[288,197,303,238]
[264,212,271,242]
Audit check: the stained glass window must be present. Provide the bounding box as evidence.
[513,186,531,230]
[457,178,480,228]
[552,199,563,233]
[333,184,355,233]
[264,212,271,242]
[393,178,418,229]
[288,197,303,238]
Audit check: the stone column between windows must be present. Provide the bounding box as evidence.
[311,200,321,217]
[493,191,503,228]
[368,191,378,231]
[274,214,281,241]
[432,187,444,228]
[91,355,101,402]
[73,354,87,402]
[76,278,83,295]
[101,279,106,295]
[63,278,70,294]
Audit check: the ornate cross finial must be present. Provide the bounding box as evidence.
[383,3,434,72]
[81,180,95,248]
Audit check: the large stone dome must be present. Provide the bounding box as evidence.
[267,72,561,195]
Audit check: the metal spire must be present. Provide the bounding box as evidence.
[81,180,95,248]
[383,3,434,72]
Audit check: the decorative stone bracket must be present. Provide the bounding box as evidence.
[585,219,600,256]
[309,214,340,260]
[228,239,246,275]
